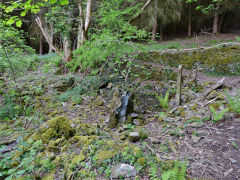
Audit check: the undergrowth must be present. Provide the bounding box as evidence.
[226,89,240,114]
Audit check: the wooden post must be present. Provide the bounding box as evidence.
[176,65,183,105]
[192,69,197,88]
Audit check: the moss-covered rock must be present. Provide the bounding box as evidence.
[95,150,115,163]
[42,172,55,180]
[76,124,97,136]
[71,152,86,166]
[48,116,73,138]
[41,128,57,144]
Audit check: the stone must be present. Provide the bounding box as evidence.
[53,76,75,92]
[111,164,137,179]
[108,86,134,128]
[149,137,161,144]
[229,158,238,164]
[191,121,204,128]
[129,132,140,142]
[45,151,56,160]
[224,168,233,177]
[130,113,140,118]
[192,135,201,143]
[133,119,144,126]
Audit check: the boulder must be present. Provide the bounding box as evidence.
[129,132,140,142]
[111,164,137,179]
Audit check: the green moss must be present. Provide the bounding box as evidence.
[77,124,97,135]
[48,116,73,138]
[95,150,115,163]
[93,97,104,106]
[41,128,57,144]
[71,152,86,165]
[138,46,240,75]
[137,157,146,166]
[133,147,143,157]
[42,172,54,180]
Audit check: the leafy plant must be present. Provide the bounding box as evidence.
[0,139,54,180]
[235,36,240,43]
[209,106,229,123]
[161,160,187,180]
[148,162,159,179]
[226,90,240,114]
[155,90,170,109]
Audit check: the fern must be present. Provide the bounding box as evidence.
[162,161,187,180]
[149,162,159,180]
[226,90,240,114]
[235,36,240,42]
[209,106,229,123]
[155,90,169,109]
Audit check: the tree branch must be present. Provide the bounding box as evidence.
[35,17,67,62]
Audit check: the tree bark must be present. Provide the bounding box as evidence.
[218,14,224,33]
[77,0,92,48]
[188,5,192,38]
[39,36,43,55]
[35,17,67,62]
[152,22,157,41]
[129,0,152,23]
[63,37,72,62]
[49,23,54,53]
[213,12,219,34]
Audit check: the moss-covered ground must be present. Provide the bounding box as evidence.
[0,44,240,179]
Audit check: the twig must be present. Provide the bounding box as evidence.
[201,96,219,107]
[146,143,173,160]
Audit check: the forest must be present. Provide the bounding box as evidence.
[0,0,240,179]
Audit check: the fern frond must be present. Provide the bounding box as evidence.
[155,90,169,109]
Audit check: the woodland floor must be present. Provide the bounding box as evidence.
[0,34,240,180]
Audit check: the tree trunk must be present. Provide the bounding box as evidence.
[218,14,224,33]
[77,0,92,48]
[188,5,192,38]
[49,23,54,53]
[152,22,157,41]
[39,36,43,55]
[63,37,72,62]
[213,12,219,34]
[35,17,67,62]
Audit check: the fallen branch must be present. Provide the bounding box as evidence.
[202,77,225,98]
[146,143,173,160]
[201,96,219,107]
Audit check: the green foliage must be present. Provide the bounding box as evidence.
[209,106,229,123]
[161,160,187,180]
[71,0,147,71]
[0,92,22,121]
[226,90,240,114]
[0,22,35,74]
[0,139,55,180]
[0,0,69,26]
[235,36,240,42]
[56,76,109,103]
[155,90,170,109]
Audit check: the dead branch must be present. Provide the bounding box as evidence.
[202,77,225,98]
